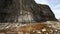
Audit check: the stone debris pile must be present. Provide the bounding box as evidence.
[0,21,60,34]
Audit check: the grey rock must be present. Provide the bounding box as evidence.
[0,0,57,23]
[38,4,57,21]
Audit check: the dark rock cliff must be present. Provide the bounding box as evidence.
[0,0,57,23]
[38,4,57,21]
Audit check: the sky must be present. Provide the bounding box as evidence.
[35,0,60,19]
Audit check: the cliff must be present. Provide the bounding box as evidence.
[38,4,57,21]
[0,0,57,23]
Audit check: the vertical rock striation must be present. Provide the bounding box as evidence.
[0,0,57,23]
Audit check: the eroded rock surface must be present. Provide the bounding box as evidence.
[38,4,57,21]
[0,0,57,23]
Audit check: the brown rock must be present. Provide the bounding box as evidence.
[0,22,60,34]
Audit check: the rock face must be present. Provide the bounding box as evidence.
[0,0,57,23]
[38,4,57,21]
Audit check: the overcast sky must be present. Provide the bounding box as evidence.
[35,0,60,19]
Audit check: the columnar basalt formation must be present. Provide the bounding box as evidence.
[0,0,57,23]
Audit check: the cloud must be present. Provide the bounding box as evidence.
[52,4,60,19]
[52,8,60,19]
[54,4,60,9]
[35,0,48,5]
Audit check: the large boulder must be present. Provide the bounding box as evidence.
[0,0,57,23]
